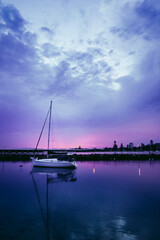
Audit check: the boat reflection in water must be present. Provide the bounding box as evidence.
[31,167,77,182]
[31,167,77,240]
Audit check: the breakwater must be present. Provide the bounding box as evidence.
[0,149,160,161]
[72,153,160,161]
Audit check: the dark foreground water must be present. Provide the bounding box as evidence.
[0,161,160,240]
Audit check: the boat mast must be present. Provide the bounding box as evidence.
[47,101,52,156]
[34,108,50,156]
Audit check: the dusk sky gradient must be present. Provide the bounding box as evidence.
[0,0,160,149]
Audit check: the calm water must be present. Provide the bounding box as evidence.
[0,161,160,240]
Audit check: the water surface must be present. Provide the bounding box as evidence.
[0,160,160,240]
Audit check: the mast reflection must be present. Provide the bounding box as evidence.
[31,167,77,240]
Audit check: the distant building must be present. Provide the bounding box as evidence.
[150,140,153,151]
[156,143,160,150]
[150,140,153,146]
[129,142,133,150]
[141,143,145,151]
[127,142,133,150]
[113,141,118,151]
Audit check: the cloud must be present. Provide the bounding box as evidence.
[104,0,160,40]
[41,27,53,34]
[0,33,37,74]
[39,26,54,44]
[0,2,43,140]
[1,4,26,33]
[0,0,160,147]
[41,43,61,58]
[135,0,160,39]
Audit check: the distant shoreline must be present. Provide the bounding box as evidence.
[0,151,160,161]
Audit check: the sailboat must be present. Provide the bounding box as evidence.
[32,101,77,168]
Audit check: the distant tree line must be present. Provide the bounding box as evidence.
[104,141,160,152]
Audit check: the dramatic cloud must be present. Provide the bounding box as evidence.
[1,4,26,32]
[0,0,160,148]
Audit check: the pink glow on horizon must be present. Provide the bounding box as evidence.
[0,116,159,149]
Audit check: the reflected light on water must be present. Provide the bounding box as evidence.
[114,217,137,240]
[0,160,160,240]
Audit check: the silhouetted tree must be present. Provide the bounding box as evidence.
[113,141,118,151]
[120,143,123,151]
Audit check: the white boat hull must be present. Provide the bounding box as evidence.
[32,157,77,168]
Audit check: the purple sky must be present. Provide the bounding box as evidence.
[0,0,160,149]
